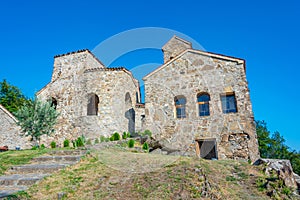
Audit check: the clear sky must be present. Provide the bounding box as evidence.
[0,0,299,150]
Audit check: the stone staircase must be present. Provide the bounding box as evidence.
[0,150,86,198]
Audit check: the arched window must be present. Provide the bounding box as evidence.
[197,93,210,116]
[220,92,237,113]
[174,96,186,119]
[87,93,99,116]
[51,97,58,109]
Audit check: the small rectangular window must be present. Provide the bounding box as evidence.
[221,93,237,113]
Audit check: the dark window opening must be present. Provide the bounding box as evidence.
[51,97,58,109]
[136,92,139,103]
[197,93,210,116]
[221,93,237,113]
[197,139,217,159]
[174,96,186,119]
[87,93,99,116]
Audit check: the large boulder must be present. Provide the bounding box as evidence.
[254,158,298,189]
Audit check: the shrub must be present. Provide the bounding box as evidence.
[40,144,46,149]
[63,139,70,147]
[95,138,99,144]
[127,132,131,138]
[86,139,92,145]
[110,132,121,141]
[113,132,121,141]
[142,142,149,152]
[128,139,135,148]
[143,130,152,137]
[50,141,56,149]
[122,132,127,140]
[76,136,85,147]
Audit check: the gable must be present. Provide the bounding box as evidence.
[143,49,245,80]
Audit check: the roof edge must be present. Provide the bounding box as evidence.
[0,104,18,122]
[162,35,192,50]
[143,49,245,80]
[54,49,106,67]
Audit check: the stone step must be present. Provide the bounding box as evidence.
[0,185,28,198]
[8,163,74,174]
[47,150,87,156]
[0,174,49,186]
[31,155,81,163]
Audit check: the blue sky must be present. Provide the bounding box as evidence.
[0,0,299,150]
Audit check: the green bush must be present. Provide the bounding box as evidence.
[127,132,131,138]
[128,139,135,148]
[50,141,56,149]
[40,144,46,149]
[142,142,149,152]
[122,132,128,139]
[63,139,70,147]
[95,138,99,144]
[76,136,85,147]
[110,132,121,141]
[113,132,121,141]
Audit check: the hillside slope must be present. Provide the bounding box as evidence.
[9,146,299,200]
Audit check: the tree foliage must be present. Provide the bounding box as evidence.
[0,79,31,113]
[256,120,300,175]
[14,98,59,146]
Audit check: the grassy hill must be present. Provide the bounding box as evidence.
[2,146,299,199]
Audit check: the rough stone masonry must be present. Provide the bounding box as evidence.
[0,35,260,161]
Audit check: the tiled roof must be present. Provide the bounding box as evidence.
[84,67,127,73]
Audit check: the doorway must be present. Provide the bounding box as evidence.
[196,138,217,159]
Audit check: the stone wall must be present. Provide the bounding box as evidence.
[0,105,31,149]
[37,50,141,146]
[143,50,260,162]
[162,36,192,63]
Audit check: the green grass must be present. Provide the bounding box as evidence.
[0,149,52,175]
[3,147,280,199]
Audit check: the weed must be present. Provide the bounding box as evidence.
[226,176,237,182]
[86,139,92,145]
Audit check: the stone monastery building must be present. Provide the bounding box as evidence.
[36,36,259,161]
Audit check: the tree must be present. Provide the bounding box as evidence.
[0,79,31,113]
[14,98,59,146]
[256,120,300,175]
